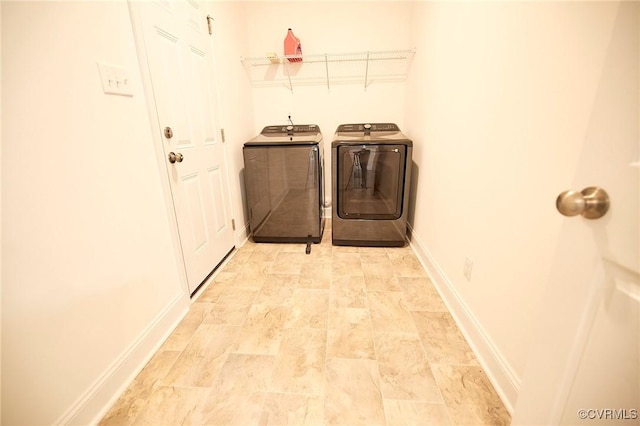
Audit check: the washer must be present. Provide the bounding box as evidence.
[243,124,325,252]
[331,123,412,246]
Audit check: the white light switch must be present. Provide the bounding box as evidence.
[97,62,133,97]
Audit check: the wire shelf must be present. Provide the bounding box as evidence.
[241,49,415,91]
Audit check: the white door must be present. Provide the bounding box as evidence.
[513,3,639,424]
[130,0,235,294]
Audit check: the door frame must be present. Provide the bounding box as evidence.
[127,0,235,297]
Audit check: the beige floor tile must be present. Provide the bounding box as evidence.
[114,385,208,426]
[232,325,285,356]
[431,364,511,424]
[383,400,453,426]
[248,247,280,262]
[160,302,212,351]
[331,245,360,253]
[162,324,238,387]
[196,271,238,303]
[203,288,259,325]
[361,252,395,278]
[271,328,326,394]
[235,260,273,286]
[330,275,368,309]
[299,262,332,288]
[99,350,181,425]
[324,358,386,426]
[278,243,310,253]
[445,403,511,425]
[387,252,427,277]
[374,331,442,402]
[285,289,330,329]
[214,352,276,391]
[187,389,267,426]
[327,308,376,360]
[398,276,448,312]
[221,249,254,273]
[360,252,392,264]
[421,332,479,366]
[368,291,417,333]
[268,251,308,274]
[101,232,512,426]
[411,311,459,335]
[306,244,333,262]
[260,392,325,425]
[364,273,403,292]
[232,304,290,355]
[332,251,364,276]
[255,273,299,305]
[186,353,276,425]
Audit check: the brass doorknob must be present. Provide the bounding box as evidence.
[556,187,609,219]
[168,152,184,164]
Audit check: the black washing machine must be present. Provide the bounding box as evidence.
[331,123,412,246]
[243,124,325,253]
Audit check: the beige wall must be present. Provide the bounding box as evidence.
[2,2,189,424]
[207,1,256,239]
[404,0,633,412]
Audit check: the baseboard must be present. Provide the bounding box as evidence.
[408,225,520,414]
[323,206,331,218]
[56,293,189,425]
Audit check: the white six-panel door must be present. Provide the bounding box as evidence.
[131,0,235,294]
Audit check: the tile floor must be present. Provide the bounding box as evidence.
[100,225,511,425]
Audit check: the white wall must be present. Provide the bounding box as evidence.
[1,1,633,424]
[206,1,256,238]
[243,1,413,207]
[404,0,631,412]
[1,2,189,424]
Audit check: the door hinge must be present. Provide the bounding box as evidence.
[206,15,213,35]
[231,219,236,230]
[221,128,226,142]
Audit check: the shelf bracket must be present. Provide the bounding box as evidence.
[283,61,293,93]
[324,54,330,92]
[364,51,370,90]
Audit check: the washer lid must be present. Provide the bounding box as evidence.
[245,124,323,146]
[261,124,320,135]
[332,123,412,146]
[335,123,399,132]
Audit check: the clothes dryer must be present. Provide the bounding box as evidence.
[331,123,412,246]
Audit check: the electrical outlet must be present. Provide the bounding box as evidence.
[464,257,473,281]
[97,62,133,97]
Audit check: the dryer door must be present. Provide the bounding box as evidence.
[337,144,407,219]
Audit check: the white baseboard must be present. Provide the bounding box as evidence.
[57,293,189,425]
[323,206,331,218]
[408,225,520,414]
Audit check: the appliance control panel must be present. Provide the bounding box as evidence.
[261,124,319,135]
[336,123,400,132]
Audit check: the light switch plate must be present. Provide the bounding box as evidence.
[97,62,133,97]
